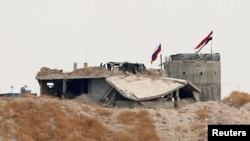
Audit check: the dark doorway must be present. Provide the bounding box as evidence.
[66,79,89,98]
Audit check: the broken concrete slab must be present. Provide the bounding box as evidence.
[106,75,185,101]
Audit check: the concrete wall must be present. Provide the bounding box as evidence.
[165,60,221,101]
[90,78,112,101]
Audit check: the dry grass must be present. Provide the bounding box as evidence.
[117,110,137,124]
[95,108,112,116]
[148,70,159,78]
[177,108,187,113]
[95,67,106,76]
[190,124,205,132]
[116,110,159,141]
[198,129,207,139]
[0,97,110,141]
[189,122,208,140]
[175,125,182,132]
[0,96,159,141]
[196,108,211,120]
[113,130,134,141]
[83,67,94,75]
[1,90,249,141]
[155,112,162,117]
[18,93,38,98]
[222,90,250,108]
[37,68,63,76]
[37,94,62,100]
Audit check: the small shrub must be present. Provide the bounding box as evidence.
[148,70,158,78]
[84,67,94,75]
[222,91,250,108]
[196,108,211,120]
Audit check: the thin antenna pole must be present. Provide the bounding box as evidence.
[85,50,87,63]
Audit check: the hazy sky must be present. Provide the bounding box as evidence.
[1,0,249,98]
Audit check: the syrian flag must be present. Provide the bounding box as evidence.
[151,43,161,64]
[194,30,213,52]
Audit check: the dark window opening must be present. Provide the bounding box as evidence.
[66,79,89,99]
[200,72,203,75]
[81,79,89,93]
[179,88,195,99]
[214,72,216,75]
[183,72,185,75]
[43,80,63,98]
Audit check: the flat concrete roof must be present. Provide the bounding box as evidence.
[35,67,123,80]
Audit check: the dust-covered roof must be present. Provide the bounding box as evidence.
[35,63,163,80]
[106,75,189,101]
[35,66,124,80]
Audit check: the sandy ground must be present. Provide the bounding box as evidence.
[153,101,250,140]
[0,95,249,141]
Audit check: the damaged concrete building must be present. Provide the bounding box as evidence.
[164,53,221,101]
[35,61,200,108]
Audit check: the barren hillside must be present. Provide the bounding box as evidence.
[0,91,249,141]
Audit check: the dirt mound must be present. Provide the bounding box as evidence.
[0,93,249,141]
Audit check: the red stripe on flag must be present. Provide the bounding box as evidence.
[194,31,213,50]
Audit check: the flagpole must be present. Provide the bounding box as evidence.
[195,30,213,54]
[210,39,213,54]
[159,41,162,70]
[151,42,161,65]
[160,54,162,70]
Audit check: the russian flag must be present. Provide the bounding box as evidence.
[151,43,161,64]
